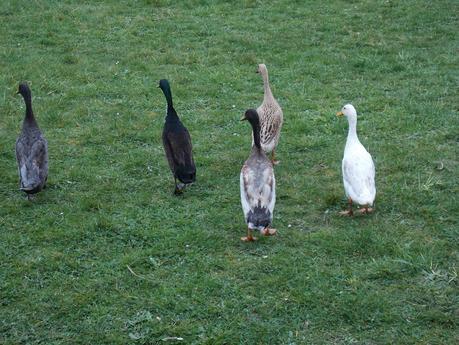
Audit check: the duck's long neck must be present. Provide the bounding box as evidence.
[251,119,262,152]
[161,85,176,116]
[261,70,274,102]
[346,116,359,145]
[22,92,37,126]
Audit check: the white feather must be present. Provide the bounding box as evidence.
[342,143,376,205]
[240,169,251,221]
[20,164,28,188]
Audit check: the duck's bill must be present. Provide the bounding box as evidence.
[240,116,247,121]
[336,111,344,117]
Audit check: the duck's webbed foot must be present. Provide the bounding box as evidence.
[271,151,280,165]
[339,198,353,216]
[261,227,277,236]
[358,206,374,214]
[241,228,257,242]
[339,210,353,216]
[173,179,185,196]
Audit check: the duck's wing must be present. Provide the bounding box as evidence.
[15,136,27,173]
[16,136,48,189]
[240,159,275,225]
[258,102,283,149]
[163,127,196,182]
[342,148,375,203]
[240,164,252,217]
[162,129,176,173]
[258,163,276,214]
[31,137,48,174]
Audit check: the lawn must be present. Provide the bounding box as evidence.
[0,0,458,344]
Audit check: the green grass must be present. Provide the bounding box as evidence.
[1,0,458,344]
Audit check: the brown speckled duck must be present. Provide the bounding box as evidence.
[16,83,48,199]
[240,109,276,242]
[256,63,283,165]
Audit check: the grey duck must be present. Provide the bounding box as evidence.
[16,82,48,199]
[240,109,276,241]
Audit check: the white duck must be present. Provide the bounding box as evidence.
[240,109,276,241]
[256,64,283,164]
[337,104,375,215]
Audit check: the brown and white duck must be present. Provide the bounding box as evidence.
[15,82,48,199]
[240,109,276,242]
[256,63,283,165]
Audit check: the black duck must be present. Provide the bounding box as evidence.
[159,79,196,195]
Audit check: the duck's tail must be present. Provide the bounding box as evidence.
[247,206,271,230]
[176,166,196,185]
[19,163,44,194]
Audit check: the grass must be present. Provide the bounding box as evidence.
[0,0,458,344]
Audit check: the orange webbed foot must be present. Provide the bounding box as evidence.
[261,228,277,236]
[358,207,374,214]
[241,236,257,242]
[339,210,353,217]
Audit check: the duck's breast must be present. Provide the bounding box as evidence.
[342,144,375,205]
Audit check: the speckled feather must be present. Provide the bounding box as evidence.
[256,64,283,154]
[257,100,283,153]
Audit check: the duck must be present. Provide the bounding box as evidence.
[15,82,48,200]
[240,109,276,241]
[337,104,376,215]
[158,79,196,195]
[256,63,283,165]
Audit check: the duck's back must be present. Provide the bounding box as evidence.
[240,151,275,228]
[162,118,196,183]
[16,125,43,150]
[257,100,283,152]
[16,125,48,193]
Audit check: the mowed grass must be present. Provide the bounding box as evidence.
[0,0,458,344]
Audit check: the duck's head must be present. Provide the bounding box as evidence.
[158,79,170,91]
[256,63,267,74]
[17,82,31,97]
[337,104,357,118]
[240,109,260,125]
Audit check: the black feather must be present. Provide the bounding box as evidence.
[246,206,271,228]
